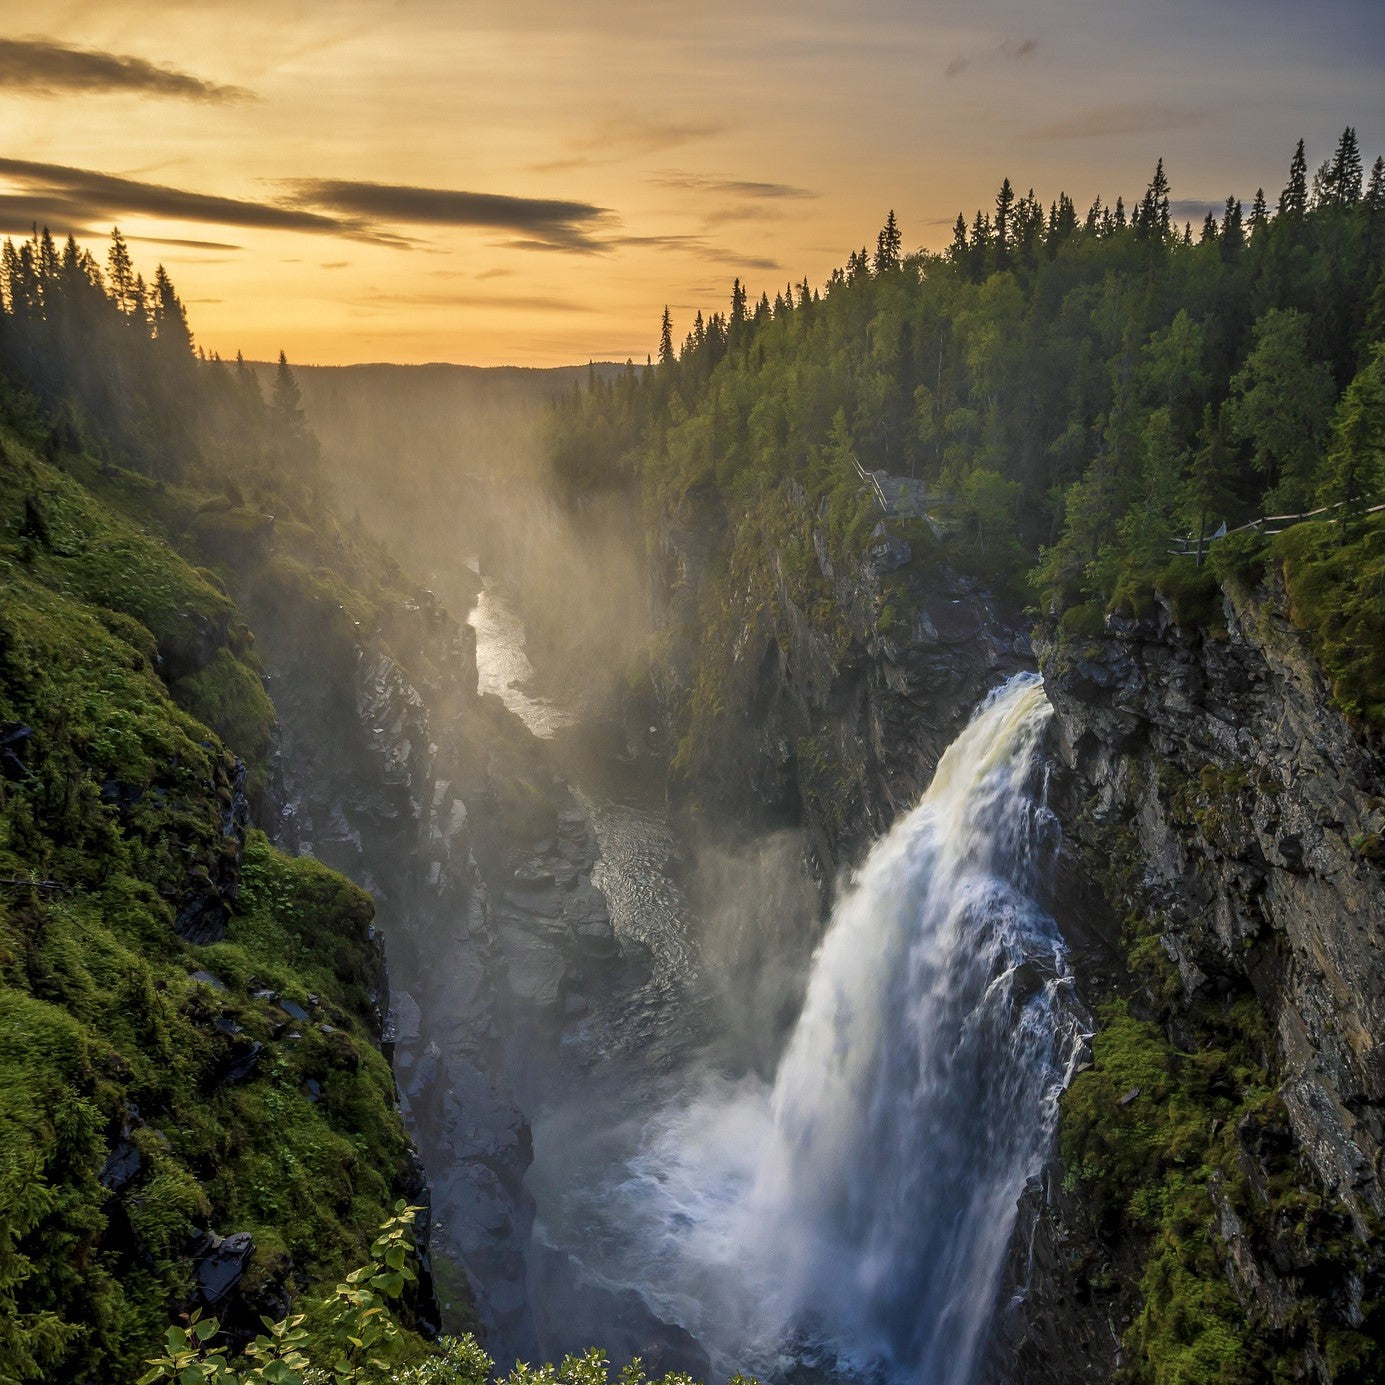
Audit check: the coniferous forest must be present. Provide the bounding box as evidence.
[550,131,1385,740]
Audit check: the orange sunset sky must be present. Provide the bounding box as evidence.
[4,0,1383,367]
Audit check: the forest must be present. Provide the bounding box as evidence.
[548,129,1385,737]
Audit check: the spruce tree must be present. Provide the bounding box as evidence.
[1280,139,1308,218]
[1248,188,1268,234]
[1326,127,1363,207]
[271,349,305,433]
[874,210,902,273]
[107,228,136,318]
[1220,197,1244,261]
[994,179,1015,268]
[1320,343,1385,535]
[948,214,969,269]
[658,306,674,365]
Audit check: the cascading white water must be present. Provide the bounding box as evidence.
[743,671,1082,1383]
[536,674,1084,1385]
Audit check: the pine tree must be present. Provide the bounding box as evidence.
[1248,188,1268,234]
[658,306,674,365]
[107,228,136,318]
[1320,342,1385,535]
[151,265,192,354]
[968,211,991,280]
[1225,308,1334,509]
[730,278,747,327]
[1220,197,1244,261]
[874,210,902,273]
[1135,159,1170,241]
[1325,127,1363,207]
[271,349,305,432]
[1183,403,1237,565]
[1367,157,1385,215]
[948,213,969,269]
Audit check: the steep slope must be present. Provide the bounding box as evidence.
[0,430,431,1381]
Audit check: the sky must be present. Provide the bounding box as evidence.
[2,0,1383,367]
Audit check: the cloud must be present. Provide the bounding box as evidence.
[357,290,593,313]
[609,233,780,272]
[0,157,404,243]
[945,36,1039,78]
[652,174,817,201]
[529,119,727,173]
[1169,198,1236,224]
[129,235,244,251]
[1030,103,1207,141]
[0,38,251,102]
[0,191,98,238]
[284,178,612,251]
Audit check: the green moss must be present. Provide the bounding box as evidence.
[1271,514,1385,738]
[1154,558,1226,633]
[0,459,418,1381]
[0,434,276,796]
[1059,600,1107,643]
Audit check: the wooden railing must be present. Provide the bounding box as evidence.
[1169,497,1385,556]
[853,456,893,513]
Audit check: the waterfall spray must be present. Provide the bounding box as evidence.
[546,674,1084,1385]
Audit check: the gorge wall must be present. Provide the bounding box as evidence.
[636,486,1385,1382]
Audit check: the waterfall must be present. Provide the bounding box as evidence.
[744,671,1082,1382]
[540,674,1084,1384]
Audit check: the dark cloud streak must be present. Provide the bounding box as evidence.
[285,179,612,251]
[0,157,403,243]
[1030,103,1208,141]
[0,38,251,102]
[653,174,817,200]
[945,35,1040,78]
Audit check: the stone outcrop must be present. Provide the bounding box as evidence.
[651,483,1031,872]
[1044,585,1385,1227]
[996,578,1385,1382]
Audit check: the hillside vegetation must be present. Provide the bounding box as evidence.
[549,129,1385,742]
[0,231,468,1379]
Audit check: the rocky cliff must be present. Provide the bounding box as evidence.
[1001,577,1385,1382]
[650,483,1031,873]
[646,480,1385,1380]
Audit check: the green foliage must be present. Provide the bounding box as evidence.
[1060,1002,1270,1381]
[0,427,421,1381]
[1272,514,1385,735]
[138,1206,744,1385]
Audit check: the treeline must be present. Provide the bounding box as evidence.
[0,226,317,509]
[548,129,1385,619]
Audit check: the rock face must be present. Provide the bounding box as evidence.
[997,581,1385,1382]
[1046,589,1385,1226]
[249,571,647,1366]
[652,484,1031,871]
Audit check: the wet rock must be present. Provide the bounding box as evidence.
[216,1040,263,1086]
[99,1139,144,1192]
[528,1244,712,1381]
[500,932,568,1010]
[196,1231,255,1307]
